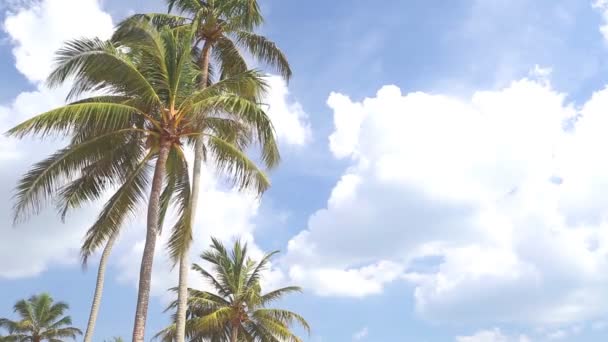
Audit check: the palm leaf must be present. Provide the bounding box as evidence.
[234,31,291,81]
[80,151,154,264]
[11,129,146,223]
[47,37,161,106]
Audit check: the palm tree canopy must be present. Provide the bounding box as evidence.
[0,293,82,342]
[157,238,310,341]
[7,22,280,264]
[116,0,291,82]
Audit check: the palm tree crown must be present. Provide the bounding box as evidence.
[118,0,291,83]
[0,293,81,342]
[158,238,310,342]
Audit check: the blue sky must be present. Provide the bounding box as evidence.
[3,0,608,341]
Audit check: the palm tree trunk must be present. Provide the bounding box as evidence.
[230,324,239,342]
[174,41,213,342]
[132,139,172,342]
[83,231,119,342]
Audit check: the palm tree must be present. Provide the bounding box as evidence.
[157,238,310,342]
[9,22,278,342]
[117,2,291,340]
[0,293,82,342]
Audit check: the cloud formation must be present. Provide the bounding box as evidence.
[283,78,608,328]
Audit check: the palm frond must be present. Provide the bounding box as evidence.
[191,263,231,298]
[11,129,146,223]
[165,146,194,262]
[6,103,145,139]
[188,94,280,169]
[80,151,154,264]
[166,0,203,14]
[253,309,310,335]
[245,250,279,287]
[213,37,248,79]
[205,135,270,194]
[234,31,291,81]
[47,37,161,106]
[56,136,146,220]
[260,286,302,306]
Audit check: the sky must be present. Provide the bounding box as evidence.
[4,0,608,341]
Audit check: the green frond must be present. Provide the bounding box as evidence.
[112,21,172,102]
[189,289,231,307]
[166,0,203,14]
[188,307,233,333]
[245,250,279,287]
[252,318,302,342]
[40,327,82,339]
[187,94,280,169]
[203,117,252,149]
[116,13,190,32]
[47,37,161,106]
[56,136,146,219]
[191,263,231,298]
[6,102,144,139]
[80,151,154,264]
[214,37,248,79]
[253,309,310,335]
[260,286,302,306]
[11,129,146,223]
[219,0,264,31]
[205,135,270,194]
[234,31,291,81]
[179,69,267,112]
[165,146,194,262]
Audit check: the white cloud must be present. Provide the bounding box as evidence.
[282,78,608,329]
[352,327,368,341]
[457,329,530,342]
[264,75,312,146]
[593,0,608,41]
[0,0,114,278]
[3,0,113,83]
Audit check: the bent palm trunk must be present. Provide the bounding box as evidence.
[83,231,119,342]
[174,41,213,342]
[132,140,172,342]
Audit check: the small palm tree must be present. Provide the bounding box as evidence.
[0,293,82,342]
[9,22,277,342]
[157,238,310,342]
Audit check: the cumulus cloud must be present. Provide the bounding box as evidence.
[263,75,312,146]
[3,0,113,83]
[282,78,608,329]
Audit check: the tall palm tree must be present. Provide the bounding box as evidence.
[157,238,310,342]
[9,22,278,342]
[0,293,82,342]
[117,2,291,340]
